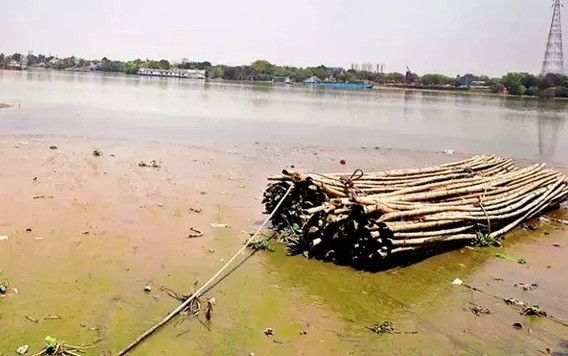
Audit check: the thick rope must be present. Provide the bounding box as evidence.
[117,184,294,355]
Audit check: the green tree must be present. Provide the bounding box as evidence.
[158,59,170,70]
[542,73,566,88]
[252,59,271,72]
[385,72,405,82]
[208,65,224,78]
[489,79,505,94]
[520,74,541,89]
[11,53,22,63]
[501,73,526,96]
[421,73,452,86]
[26,54,38,66]
[125,61,139,74]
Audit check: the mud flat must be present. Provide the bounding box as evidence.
[0,135,567,355]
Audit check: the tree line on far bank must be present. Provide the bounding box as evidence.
[2,52,568,98]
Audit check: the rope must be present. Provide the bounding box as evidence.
[339,169,364,188]
[339,169,365,197]
[117,184,294,355]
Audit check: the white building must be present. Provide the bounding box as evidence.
[138,68,206,79]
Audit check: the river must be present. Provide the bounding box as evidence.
[1,69,568,355]
[1,69,567,165]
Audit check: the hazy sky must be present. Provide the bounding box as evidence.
[0,0,563,76]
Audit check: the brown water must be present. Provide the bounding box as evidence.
[1,71,568,355]
[1,69,567,165]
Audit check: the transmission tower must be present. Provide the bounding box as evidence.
[542,0,565,75]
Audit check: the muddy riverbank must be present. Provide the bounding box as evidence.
[0,135,566,355]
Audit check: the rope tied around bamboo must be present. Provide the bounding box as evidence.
[263,155,568,270]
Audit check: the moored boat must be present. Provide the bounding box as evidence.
[303,77,373,89]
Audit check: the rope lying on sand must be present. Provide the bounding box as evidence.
[117,185,293,355]
[262,155,568,269]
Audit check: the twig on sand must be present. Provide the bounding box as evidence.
[187,227,203,238]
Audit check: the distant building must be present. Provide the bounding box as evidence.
[304,76,320,83]
[361,63,373,72]
[274,76,292,84]
[5,60,28,70]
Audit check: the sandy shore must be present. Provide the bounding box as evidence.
[0,135,567,355]
[0,103,11,109]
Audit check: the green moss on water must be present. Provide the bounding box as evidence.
[2,209,565,355]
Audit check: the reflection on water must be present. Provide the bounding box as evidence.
[1,70,567,164]
[538,112,563,158]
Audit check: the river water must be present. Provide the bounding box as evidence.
[1,69,567,164]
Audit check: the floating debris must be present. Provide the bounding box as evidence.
[504,298,526,307]
[138,160,160,168]
[33,195,54,200]
[264,328,274,336]
[189,206,203,214]
[452,278,463,286]
[144,285,152,293]
[44,315,61,320]
[210,223,228,228]
[49,145,58,150]
[92,148,102,157]
[0,235,7,241]
[521,304,547,317]
[248,240,274,252]
[31,336,94,356]
[541,215,568,226]
[26,315,39,323]
[504,298,548,317]
[496,253,527,265]
[367,321,395,334]
[205,297,215,321]
[16,345,29,355]
[514,283,539,291]
[468,302,492,316]
[187,227,203,238]
[513,322,523,330]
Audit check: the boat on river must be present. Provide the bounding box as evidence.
[303,77,374,90]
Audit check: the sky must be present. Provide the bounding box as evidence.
[0,0,563,76]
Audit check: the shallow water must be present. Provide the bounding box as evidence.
[1,70,567,165]
[1,72,568,355]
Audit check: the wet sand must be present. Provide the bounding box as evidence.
[0,135,567,355]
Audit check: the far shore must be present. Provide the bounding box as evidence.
[7,67,568,101]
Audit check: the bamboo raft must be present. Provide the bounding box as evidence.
[262,155,568,269]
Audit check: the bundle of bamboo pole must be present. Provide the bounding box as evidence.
[262,155,568,269]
